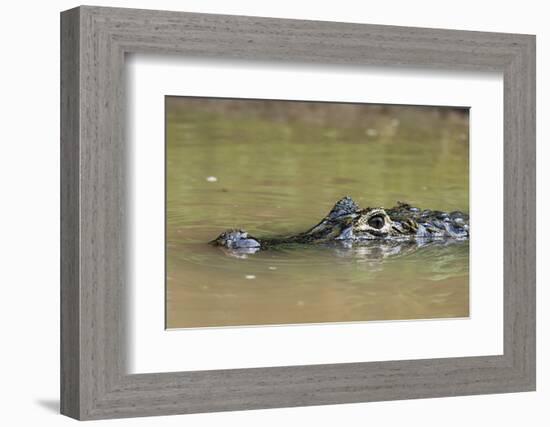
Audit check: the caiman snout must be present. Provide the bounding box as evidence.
[210,229,261,249]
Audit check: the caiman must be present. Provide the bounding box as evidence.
[210,196,469,252]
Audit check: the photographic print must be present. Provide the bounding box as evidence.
[166,97,469,329]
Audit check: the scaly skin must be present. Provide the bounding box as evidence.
[210,196,469,252]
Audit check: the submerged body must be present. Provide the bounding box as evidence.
[211,196,469,253]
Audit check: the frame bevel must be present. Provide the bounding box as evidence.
[61,5,535,420]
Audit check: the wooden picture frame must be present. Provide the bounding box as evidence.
[60,5,536,420]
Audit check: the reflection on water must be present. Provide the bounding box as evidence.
[166,98,469,328]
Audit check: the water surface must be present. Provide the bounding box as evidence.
[166,98,469,328]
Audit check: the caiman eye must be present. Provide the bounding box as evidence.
[368,215,385,229]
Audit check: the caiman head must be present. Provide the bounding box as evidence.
[209,196,469,253]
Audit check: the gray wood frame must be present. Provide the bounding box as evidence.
[60,5,536,420]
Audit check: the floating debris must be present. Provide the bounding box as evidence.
[206,176,218,182]
[268,266,277,270]
[390,118,400,127]
[245,275,256,280]
[366,128,378,137]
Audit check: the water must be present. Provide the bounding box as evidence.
[166,98,469,328]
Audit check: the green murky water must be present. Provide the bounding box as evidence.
[166,98,469,328]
